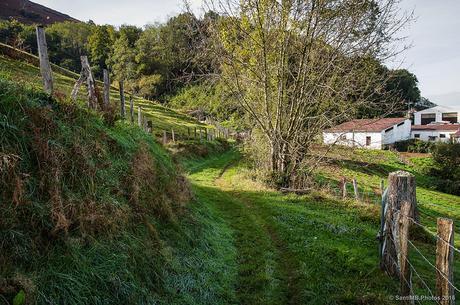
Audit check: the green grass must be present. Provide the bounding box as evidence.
[182,149,402,304]
[0,54,208,139]
[0,77,236,305]
[315,147,460,237]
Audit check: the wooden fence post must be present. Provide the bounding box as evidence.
[188,127,191,139]
[130,95,134,123]
[137,107,142,127]
[381,171,418,277]
[199,129,203,141]
[35,25,53,94]
[436,218,455,305]
[397,201,412,301]
[194,127,197,139]
[172,129,175,143]
[163,130,167,145]
[103,69,110,106]
[205,128,208,141]
[119,80,125,119]
[388,171,418,221]
[341,177,347,199]
[80,56,97,109]
[352,178,359,201]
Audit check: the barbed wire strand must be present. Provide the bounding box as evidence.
[408,239,460,293]
[386,254,423,305]
[388,235,439,305]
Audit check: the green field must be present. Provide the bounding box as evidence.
[0,54,208,139]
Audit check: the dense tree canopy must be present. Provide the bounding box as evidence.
[0,10,428,130]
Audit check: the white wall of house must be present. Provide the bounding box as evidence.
[381,119,411,144]
[411,130,457,143]
[413,106,460,125]
[323,119,411,149]
[323,132,382,149]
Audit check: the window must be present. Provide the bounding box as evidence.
[366,136,371,146]
[428,136,437,141]
[397,122,405,127]
[440,134,446,138]
[421,113,436,125]
[385,127,394,133]
[442,112,458,124]
[414,134,420,138]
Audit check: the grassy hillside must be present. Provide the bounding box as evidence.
[0,54,207,139]
[314,147,460,236]
[0,77,238,305]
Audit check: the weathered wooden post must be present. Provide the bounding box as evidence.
[388,171,418,220]
[199,128,203,141]
[35,25,53,94]
[163,130,167,145]
[119,81,126,119]
[396,201,412,301]
[381,171,418,277]
[172,129,175,143]
[103,69,110,106]
[130,95,134,123]
[352,178,359,201]
[137,107,142,127]
[80,56,97,109]
[341,177,347,199]
[205,128,208,141]
[436,218,455,305]
[194,127,197,139]
[187,127,191,139]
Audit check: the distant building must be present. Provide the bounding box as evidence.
[411,105,460,142]
[323,118,411,149]
[413,105,460,125]
[411,124,460,143]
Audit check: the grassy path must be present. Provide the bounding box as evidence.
[186,149,399,305]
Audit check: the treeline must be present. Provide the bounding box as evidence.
[0,14,218,100]
[0,13,432,129]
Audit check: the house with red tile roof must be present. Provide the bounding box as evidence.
[323,118,411,149]
[410,106,460,142]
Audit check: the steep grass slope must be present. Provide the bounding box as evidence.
[0,53,207,138]
[0,77,236,305]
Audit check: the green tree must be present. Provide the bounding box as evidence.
[46,22,93,72]
[88,25,115,77]
[109,33,137,87]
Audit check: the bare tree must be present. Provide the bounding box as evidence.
[202,0,411,187]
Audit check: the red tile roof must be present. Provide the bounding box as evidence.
[325,118,407,133]
[411,124,460,131]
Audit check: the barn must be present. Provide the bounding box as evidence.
[323,118,411,149]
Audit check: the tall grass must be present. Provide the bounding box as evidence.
[0,78,234,305]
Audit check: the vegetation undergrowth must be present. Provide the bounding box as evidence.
[0,78,237,305]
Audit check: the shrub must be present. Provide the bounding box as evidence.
[392,139,434,153]
[431,143,460,195]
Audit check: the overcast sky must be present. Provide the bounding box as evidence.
[33,0,460,105]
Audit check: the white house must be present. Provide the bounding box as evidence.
[413,105,460,125]
[411,105,460,142]
[323,118,411,149]
[411,124,460,143]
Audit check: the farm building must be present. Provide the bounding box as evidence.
[413,105,460,125]
[323,118,411,149]
[411,124,460,142]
